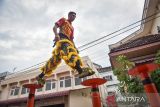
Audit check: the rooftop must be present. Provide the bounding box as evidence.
[110,34,160,53]
[97,67,112,73]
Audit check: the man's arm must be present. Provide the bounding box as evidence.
[53,17,65,39]
[53,24,60,41]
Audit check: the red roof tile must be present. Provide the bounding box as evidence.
[110,34,160,53]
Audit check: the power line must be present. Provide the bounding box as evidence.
[2,53,113,80]
[6,61,46,76]
[6,12,160,75]
[10,14,160,74]
[3,67,41,80]
[78,11,160,49]
[16,61,45,72]
[79,15,160,51]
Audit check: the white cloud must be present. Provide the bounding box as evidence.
[0,0,145,72]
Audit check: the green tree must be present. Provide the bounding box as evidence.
[154,50,160,64]
[113,55,144,93]
[151,50,160,92]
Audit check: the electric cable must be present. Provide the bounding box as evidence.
[78,11,160,49]
[4,12,160,77]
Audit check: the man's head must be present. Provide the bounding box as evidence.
[68,11,76,22]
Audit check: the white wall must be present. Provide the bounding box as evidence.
[100,70,119,95]
[1,85,10,100]
[151,8,160,34]
[69,89,92,107]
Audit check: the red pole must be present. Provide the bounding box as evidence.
[91,85,101,107]
[140,72,160,107]
[128,63,160,107]
[23,84,43,107]
[81,78,107,107]
[27,88,36,107]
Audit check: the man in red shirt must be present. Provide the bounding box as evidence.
[36,11,95,85]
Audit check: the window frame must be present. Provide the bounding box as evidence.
[45,79,56,91]
[59,77,65,88]
[21,87,29,95]
[75,76,87,86]
[65,76,71,88]
[103,75,113,81]
[10,86,20,96]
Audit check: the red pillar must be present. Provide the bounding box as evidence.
[91,85,101,107]
[140,72,160,106]
[81,78,107,107]
[27,88,35,107]
[128,63,160,107]
[23,84,43,107]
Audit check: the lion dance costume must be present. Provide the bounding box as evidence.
[36,16,95,85]
[41,38,82,76]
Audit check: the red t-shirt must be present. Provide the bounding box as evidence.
[55,18,74,40]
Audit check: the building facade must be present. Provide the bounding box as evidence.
[0,56,106,107]
[109,0,160,68]
[97,67,119,95]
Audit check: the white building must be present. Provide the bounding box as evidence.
[109,0,160,67]
[0,56,106,107]
[98,66,119,95]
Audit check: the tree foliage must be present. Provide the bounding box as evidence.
[114,50,160,93]
[151,50,160,92]
[113,55,144,93]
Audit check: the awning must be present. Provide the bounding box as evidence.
[0,90,69,105]
[35,90,69,100]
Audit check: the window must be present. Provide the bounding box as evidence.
[59,77,65,88]
[75,77,82,85]
[103,75,113,81]
[21,87,29,94]
[46,80,52,91]
[52,82,56,89]
[157,26,160,33]
[37,87,43,92]
[59,76,72,88]
[82,77,87,81]
[75,76,87,86]
[45,80,56,91]
[10,89,14,96]
[10,87,20,96]
[14,87,19,95]
[65,76,71,87]
[108,91,115,95]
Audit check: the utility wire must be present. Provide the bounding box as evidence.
[79,15,160,51]
[5,12,160,75]
[6,61,45,76]
[3,67,41,80]
[78,11,160,49]
[6,52,108,80]
[15,61,45,72]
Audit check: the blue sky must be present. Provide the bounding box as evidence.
[0,0,145,73]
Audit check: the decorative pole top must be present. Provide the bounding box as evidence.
[81,78,107,87]
[128,63,160,76]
